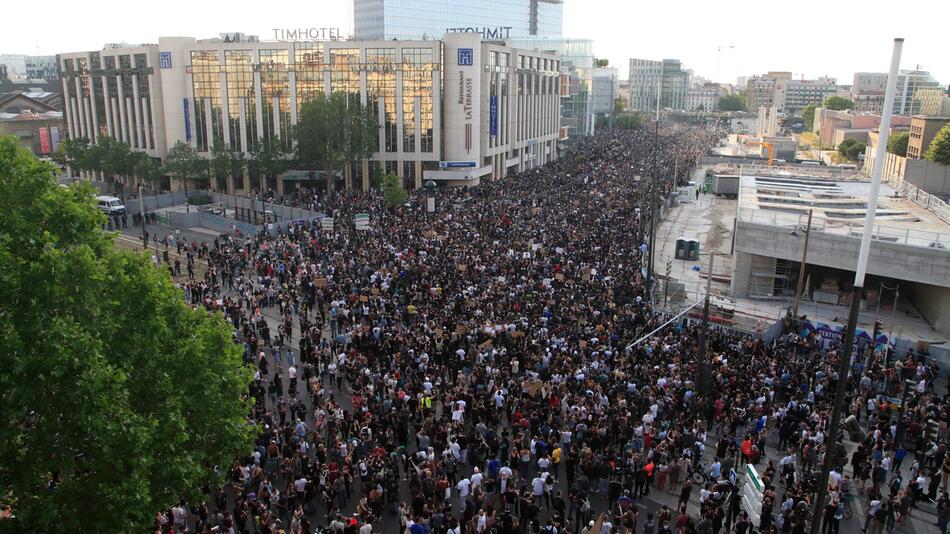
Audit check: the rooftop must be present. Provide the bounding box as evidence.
[738,170,950,248]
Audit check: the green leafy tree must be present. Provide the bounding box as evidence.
[381,171,407,208]
[887,131,910,157]
[838,139,866,161]
[802,104,817,131]
[838,138,858,157]
[718,94,745,112]
[52,137,92,173]
[924,123,950,164]
[132,152,164,185]
[164,140,208,192]
[612,97,626,117]
[295,91,378,192]
[823,96,854,110]
[0,135,255,532]
[596,58,609,67]
[247,137,291,193]
[211,139,246,192]
[614,113,642,130]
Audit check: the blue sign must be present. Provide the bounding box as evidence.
[159,52,172,69]
[439,161,477,169]
[489,95,498,137]
[183,99,191,142]
[457,48,473,66]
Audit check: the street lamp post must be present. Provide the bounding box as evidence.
[697,251,715,394]
[424,180,437,213]
[808,37,903,534]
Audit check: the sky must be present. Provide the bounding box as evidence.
[1,0,947,86]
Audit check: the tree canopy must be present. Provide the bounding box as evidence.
[718,93,745,112]
[802,104,817,131]
[296,91,378,192]
[887,131,910,157]
[823,96,854,111]
[381,171,408,208]
[925,123,950,165]
[0,135,255,531]
[838,138,866,161]
[164,140,208,190]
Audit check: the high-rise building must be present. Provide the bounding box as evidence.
[591,67,619,116]
[852,69,944,116]
[57,32,561,192]
[744,72,835,115]
[0,54,59,80]
[628,58,690,112]
[353,0,564,41]
[509,37,593,137]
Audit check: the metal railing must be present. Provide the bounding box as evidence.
[737,207,949,249]
[893,177,950,225]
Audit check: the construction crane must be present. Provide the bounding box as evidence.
[530,0,563,35]
[743,139,775,165]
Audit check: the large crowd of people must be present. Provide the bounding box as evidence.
[151,125,950,534]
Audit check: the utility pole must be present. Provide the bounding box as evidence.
[809,37,903,534]
[791,209,814,319]
[647,116,659,302]
[697,251,715,394]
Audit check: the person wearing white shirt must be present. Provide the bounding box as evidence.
[457,478,472,510]
[499,465,512,493]
[470,468,483,490]
[532,474,546,497]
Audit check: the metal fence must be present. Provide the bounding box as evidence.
[737,207,949,249]
[894,177,950,225]
[125,191,189,215]
[207,192,324,223]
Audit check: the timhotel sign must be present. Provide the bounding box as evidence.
[446,26,513,39]
[272,27,344,41]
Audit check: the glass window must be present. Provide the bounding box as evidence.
[190,50,222,152]
[294,42,324,108]
[225,50,255,152]
[366,48,397,153]
[401,47,434,153]
[260,49,292,148]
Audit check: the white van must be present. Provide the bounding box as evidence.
[96,195,127,216]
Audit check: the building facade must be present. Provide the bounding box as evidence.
[354,0,563,41]
[628,58,689,112]
[685,84,720,112]
[58,33,560,192]
[907,116,950,160]
[0,54,59,80]
[853,70,945,116]
[781,77,837,115]
[590,67,618,115]
[508,37,593,137]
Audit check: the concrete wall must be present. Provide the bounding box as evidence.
[733,221,950,289]
[905,159,950,196]
[906,283,950,335]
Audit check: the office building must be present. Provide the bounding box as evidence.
[0,54,59,80]
[58,32,560,192]
[685,84,721,113]
[354,0,563,41]
[509,37,593,137]
[852,69,944,116]
[628,58,690,112]
[745,72,835,114]
[591,67,618,115]
[907,115,950,160]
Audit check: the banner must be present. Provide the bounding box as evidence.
[38,127,51,154]
[489,95,498,137]
[800,320,887,351]
[50,126,60,152]
[183,99,192,142]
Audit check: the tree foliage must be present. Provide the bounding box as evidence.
[0,135,255,531]
[211,139,246,191]
[718,94,745,112]
[823,96,854,111]
[164,140,207,190]
[887,131,910,157]
[614,113,642,130]
[925,124,950,165]
[248,137,292,193]
[802,104,817,131]
[381,171,407,208]
[295,91,378,192]
[838,138,866,161]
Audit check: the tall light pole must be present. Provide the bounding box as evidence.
[697,251,715,394]
[647,64,663,302]
[809,37,903,534]
[715,45,735,84]
[791,209,814,319]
